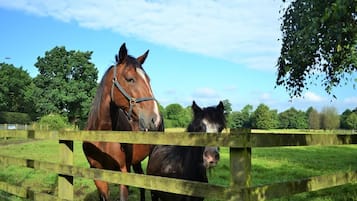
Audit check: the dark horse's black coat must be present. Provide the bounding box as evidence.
[147,101,225,201]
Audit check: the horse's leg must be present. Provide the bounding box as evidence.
[117,165,129,201]
[151,190,159,201]
[94,180,109,201]
[133,163,145,201]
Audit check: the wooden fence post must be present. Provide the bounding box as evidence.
[59,130,74,200]
[229,128,252,201]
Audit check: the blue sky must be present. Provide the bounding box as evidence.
[0,0,356,113]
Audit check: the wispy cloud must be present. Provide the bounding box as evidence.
[0,0,282,71]
[303,91,324,102]
[343,97,357,105]
[192,87,219,99]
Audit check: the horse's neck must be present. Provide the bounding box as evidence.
[86,90,113,130]
[182,123,207,181]
[186,123,205,161]
[186,146,204,162]
[182,146,206,181]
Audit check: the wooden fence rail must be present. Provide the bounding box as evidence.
[0,129,356,201]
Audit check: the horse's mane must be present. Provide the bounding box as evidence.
[86,66,113,130]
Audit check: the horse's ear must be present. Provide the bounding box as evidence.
[137,50,149,65]
[192,101,202,114]
[117,43,128,64]
[217,101,224,111]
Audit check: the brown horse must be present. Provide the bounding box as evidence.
[83,43,162,201]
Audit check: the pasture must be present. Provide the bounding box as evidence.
[0,129,356,201]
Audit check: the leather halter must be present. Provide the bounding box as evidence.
[111,65,156,121]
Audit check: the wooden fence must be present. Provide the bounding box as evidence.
[0,124,51,131]
[0,124,31,130]
[0,129,356,201]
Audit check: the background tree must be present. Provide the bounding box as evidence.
[251,104,279,129]
[279,107,308,129]
[307,107,321,129]
[0,63,36,117]
[222,99,232,116]
[340,109,352,129]
[164,103,191,128]
[229,111,244,128]
[270,109,280,129]
[227,104,253,129]
[346,112,357,130]
[222,99,233,126]
[157,103,165,116]
[33,46,98,127]
[277,0,357,97]
[320,106,340,130]
[240,104,253,128]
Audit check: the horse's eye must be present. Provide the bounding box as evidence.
[126,77,135,83]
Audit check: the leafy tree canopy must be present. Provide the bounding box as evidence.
[279,107,308,129]
[164,103,191,128]
[307,107,321,129]
[222,99,232,116]
[320,106,340,129]
[251,104,279,129]
[346,112,357,129]
[229,104,253,128]
[277,0,357,98]
[0,63,34,114]
[33,46,98,127]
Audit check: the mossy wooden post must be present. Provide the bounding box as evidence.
[229,128,251,201]
[59,130,73,200]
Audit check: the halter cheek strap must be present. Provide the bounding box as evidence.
[111,65,156,121]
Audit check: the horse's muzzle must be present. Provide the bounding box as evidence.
[139,114,162,131]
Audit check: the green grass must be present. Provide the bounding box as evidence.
[0,138,356,201]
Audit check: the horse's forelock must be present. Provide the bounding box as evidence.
[187,104,226,133]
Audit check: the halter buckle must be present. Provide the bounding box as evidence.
[129,98,137,106]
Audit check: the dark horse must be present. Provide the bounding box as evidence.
[147,101,226,201]
[83,43,162,201]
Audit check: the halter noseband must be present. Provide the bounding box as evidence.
[111,65,156,121]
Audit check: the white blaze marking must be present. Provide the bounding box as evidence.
[137,68,161,126]
[202,118,220,168]
[202,119,219,133]
[137,68,147,84]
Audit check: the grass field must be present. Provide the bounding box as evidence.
[0,130,356,201]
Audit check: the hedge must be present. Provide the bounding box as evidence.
[0,112,31,124]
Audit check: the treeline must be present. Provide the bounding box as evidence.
[0,46,98,128]
[1,46,356,130]
[160,101,357,130]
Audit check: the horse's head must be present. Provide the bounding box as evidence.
[110,43,161,131]
[189,101,226,168]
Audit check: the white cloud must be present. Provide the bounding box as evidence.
[260,92,271,101]
[192,88,219,98]
[303,92,324,102]
[0,0,282,71]
[343,97,357,105]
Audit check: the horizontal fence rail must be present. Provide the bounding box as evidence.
[1,129,356,147]
[0,129,356,201]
